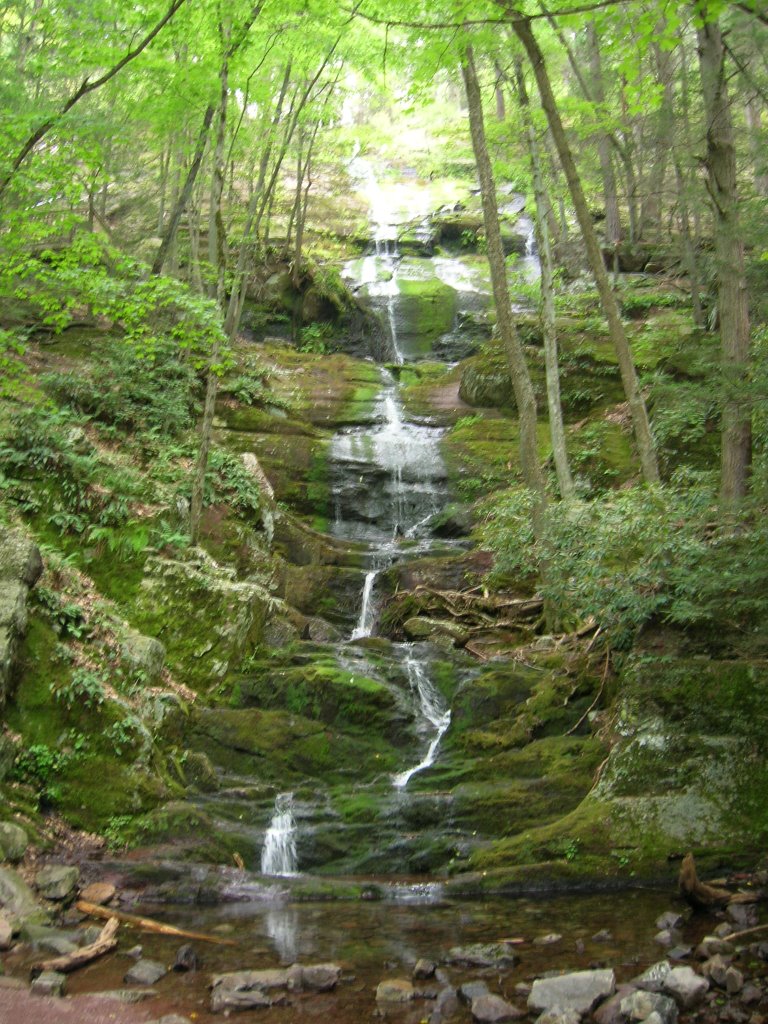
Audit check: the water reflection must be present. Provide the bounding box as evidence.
[264,904,301,962]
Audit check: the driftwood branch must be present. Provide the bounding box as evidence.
[30,917,119,977]
[679,852,745,909]
[76,899,237,946]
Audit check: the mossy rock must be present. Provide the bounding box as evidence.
[131,555,272,691]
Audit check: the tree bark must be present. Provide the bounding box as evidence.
[586,22,621,250]
[151,103,215,276]
[696,11,752,506]
[509,13,660,485]
[515,61,575,501]
[461,47,547,531]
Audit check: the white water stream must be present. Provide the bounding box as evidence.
[261,792,298,876]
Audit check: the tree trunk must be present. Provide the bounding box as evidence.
[515,61,575,501]
[586,22,621,250]
[151,104,215,276]
[745,96,768,196]
[461,47,547,531]
[511,14,660,485]
[696,12,752,506]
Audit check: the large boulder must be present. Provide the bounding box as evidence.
[528,969,616,1017]
[0,528,43,710]
[0,865,42,921]
[0,822,28,863]
[133,554,272,689]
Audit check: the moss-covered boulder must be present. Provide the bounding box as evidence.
[132,554,273,691]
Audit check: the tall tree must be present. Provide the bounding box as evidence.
[461,45,548,530]
[504,9,660,485]
[696,4,752,506]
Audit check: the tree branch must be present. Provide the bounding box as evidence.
[0,0,189,199]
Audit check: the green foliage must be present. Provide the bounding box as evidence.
[2,233,229,369]
[10,742,73,805]
[481,479,768,648]
[53,666,106,710]
[298,321,334,353]
[205,448,261,515]
[34,586,88,640]
[43,338,201,441]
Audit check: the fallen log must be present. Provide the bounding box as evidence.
[678,852,737,909]
[30,917,119,977]
[76,899,237,946]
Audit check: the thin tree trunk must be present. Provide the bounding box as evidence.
[462,46,547,531]
[638,41,675,241]
[586,22,621,251]
[152,104,215,276]
[674,157,705,327]
[511,14,660,485]
[515,61,575,501]
[745,96,768,196]
[696,12,752,506]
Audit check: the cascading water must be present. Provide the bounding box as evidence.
[392,657,451,789]
[261,793,298,877]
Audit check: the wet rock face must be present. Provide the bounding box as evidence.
[0,527,43,711]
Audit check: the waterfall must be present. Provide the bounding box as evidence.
[351,569,378,640]
[261,793,298,876]
[393,656,451,789]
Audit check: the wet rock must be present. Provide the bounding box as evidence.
[459,981,491,1004]
[210,969,288,1011]
[593,930,613,943]
[534,933,563,946]
[306,617,341,643]
[0,912,13,949]
[529,969,616,1016]
[376,978,415,1002]
[656,913,685,932]
[636,962,671,992]
[146,1017,193,1024]
[403,616,469,646]
[725,967,744,995]
[30,970,66,997]
[593,985,638,1024]
[667,947,692,961]
[741,983,762,1005]
[293,963,341,992]
[0,865,42,919]
[79,881,116,906]
[515,983,532,997]
[90,988,158,1003]
[472,993,524,1023]
[448,942,520,969]
[715,923,734,938]
[0,822,28,863]
[125,944,143,959]
[655,930,681,948]
[702,954,730,987]
[696,936,734,959]
[661,966,709,1008]
[728,904,758,929]
[535,1009,582,1024]
[35,865,79,901]
[20,922,77,954]
[124,959,168,985]
[172,943,199,972]
[413,958,437,980]
[620,990,678,1024]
